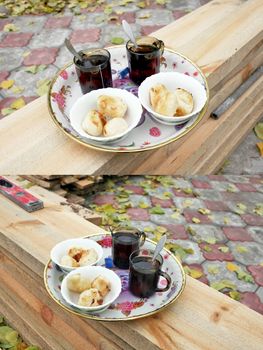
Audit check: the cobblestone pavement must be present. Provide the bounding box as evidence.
[0,0,262,174]
[85,175,263,314]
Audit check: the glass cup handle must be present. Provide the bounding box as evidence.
[159,40,164,55]
[139,231,146,247]
[155,271,171,292]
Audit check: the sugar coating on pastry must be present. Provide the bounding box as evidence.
[67,273,91,293]
[60,255,78,267]
[103,118,128,137]
[97,95,127,118]
[150,84,178,116]
[82,109,104,136]
[79,248,98,266]
[174,88,194,116]
[91,275,111,297]
[78,288,103,307]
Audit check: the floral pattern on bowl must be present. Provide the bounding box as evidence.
[48,46,209,153]
[44,233,186,321]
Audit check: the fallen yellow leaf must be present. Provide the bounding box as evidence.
[0,79,15,89]
[10,98,26,110]
[256,142,263,157]
[226,262,238,272]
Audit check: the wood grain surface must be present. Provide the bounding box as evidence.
[0,180,263,350]
[0,0,262,174]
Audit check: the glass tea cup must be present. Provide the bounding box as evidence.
[73,48,113,94]
[126,36,164,85]
[129,248,171,298]
[111,227,146,269]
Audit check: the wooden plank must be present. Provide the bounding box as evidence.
[0,194,263,350]
[0,0,262,174]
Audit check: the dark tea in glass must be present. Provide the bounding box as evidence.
[112,228,146,269]
[126,36,164,85]
[129,249,171,298]
[74,48,113,94]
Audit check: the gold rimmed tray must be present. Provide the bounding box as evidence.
[47,46,209,153]
[44,233,186,321]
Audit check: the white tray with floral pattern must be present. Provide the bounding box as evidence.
[44,233,186,321]
[47,46,209,153]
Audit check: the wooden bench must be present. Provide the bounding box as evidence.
[0,0,262,174]
[0,179,263,350]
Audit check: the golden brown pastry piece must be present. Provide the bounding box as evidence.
[174,88,194,116]
[79,248,98,266]
[82,109,105,136]
[91,275,111,297]
[149,84,194,117]
[60,255,79,268]
[97,95,127,118]
[67,273,91,293]
[103,118,128,137]
[78,288,103,307]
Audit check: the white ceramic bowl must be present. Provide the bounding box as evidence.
[61,266,122,313]
[69,88,143,143]
[138,72,207,125]
[50,238,103,273]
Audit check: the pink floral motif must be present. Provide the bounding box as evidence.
[60,70,68,80]
[193,71,198,76]
[149,127,161,137]
[97,235,112,248]
[142,141,150,146]
[51,85,70,112]
[113,300,145,316]
[163,254,169,260]
[172,62,177,69]
[184,72,190,76]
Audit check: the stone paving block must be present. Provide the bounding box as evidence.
[240,292,263,315]
[29,29,71,49]
[0,96,37,119]
[0,47,26,71]
[173,10,188,19]
[45,16,72,29]
[191,179,212,189]
[204,200,229,212]
[194,189,223,201]
[93,194,117,206]
[0,18,12,31]
[202,261,258,292]
[162,224,188,240]
[71,13,108,30]
[141,25,164,36]
[199,243,234,261]
[222,191,263,204]
[23,48,59,66]
[128,221,158,240]
[70,28,101,44]
[187,224,227,243]
[173,197,205,210]
[222,227,253,242]
[166,0,201,11]
[0,32,33,48]
[173,178,193,189]
[249,177,263,184]
[247,265,263,286]
[172,189,196,198]
[184,263,209,285]
[241,214,263,226]
[228,241,263,265]
[53,46,73,68]
[0,71,9,82]
[12,15,46,33]
[209,212,245,227]
[127,194,151,207]
[209,181,240,192]
[253,184,263,193]
[184,210,212,224]
[127,207,150,221]
[235,183,257,192]
[223,175,251,183]
[170,239,205,264]
[257,287,263,303]
[247,226,263,244]
[2,65,58,97]
[226,201,256,216]
[151,196,174,208]
[101,24,139,46]
[136,10,173,26]
[124,184,145,195]
[150,208,186,225]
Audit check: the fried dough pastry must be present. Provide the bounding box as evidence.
[78,288,103,307]
[150,84,194,117]
[60,255,79,268]
[82,109,104,136]
[79,248,98,266]
[174,88,194,116]
[67,273,91,293]
[91,275,111,297]
[103,118,128,137]
[97,95,127,118]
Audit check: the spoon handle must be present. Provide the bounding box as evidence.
[152,234,167,261]
[65,38,83,62]
[122,20,137,47]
